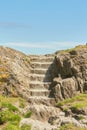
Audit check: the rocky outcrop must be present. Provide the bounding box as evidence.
[0,46,30,98]
[23,104,60,121]
[1,45,87,103]
[52,46,87,101]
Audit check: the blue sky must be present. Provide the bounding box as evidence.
[0,0,87,54]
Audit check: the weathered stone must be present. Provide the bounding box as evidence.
[20,119,57,130]
[53,78,77,102]
[23,104,61,121]
[54,46,87,102]
[61,78,77,99]
[60,117,87,128]
[0,47,30,98]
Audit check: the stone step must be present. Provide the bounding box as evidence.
[30,62,53,69]
[27,96,56,106]
[30,68,51,75]
[29,82,51,89]
[28,89,50,96]
[30,56,54,62]
[29,74,52,82]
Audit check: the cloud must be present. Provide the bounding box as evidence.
[0,22,31,29]
[4,41,84,50]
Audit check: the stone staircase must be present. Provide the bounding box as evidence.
[28,55,56,106]
[25,55,61,130]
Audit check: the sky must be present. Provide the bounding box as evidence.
[0,0,87,54]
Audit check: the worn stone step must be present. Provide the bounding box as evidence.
[30,56,55,62]
[29,82,51,89]
[29,74,52,82]
[30,68,51,75]
[30,62,53,69]
[28,89,50,96]
[27,96,56,106]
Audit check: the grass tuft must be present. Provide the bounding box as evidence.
[24,111,32,118]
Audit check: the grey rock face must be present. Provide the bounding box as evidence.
[51,77,77,102]
[53,46,87,101]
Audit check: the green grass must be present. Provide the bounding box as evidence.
[0,95,31,130]
[19,98,26,108]
[0,110,21,125]
[57,94,87,106]
[2,123,31,130]
[2,122,20,130]
[0,95,27,110]
[2,103,19,112]
[0,95,19,111]
[60,123,87,130]
[57,94,87,111]
[20,124,31,130]
[24,111,32,118]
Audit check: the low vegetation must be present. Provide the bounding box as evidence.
[20,124,31,130]
[57,94,87,113]
[60,123,87,130]
[19,98,26,108]
[24,111,32,118]
[0,95,32,130]
[24,56,30,64]
[2,123,31,130]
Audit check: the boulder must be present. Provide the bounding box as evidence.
[53,78,77,102]
[61,78,77,99]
